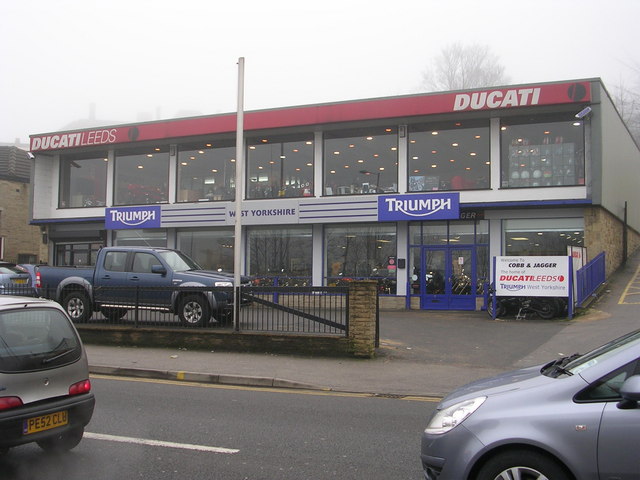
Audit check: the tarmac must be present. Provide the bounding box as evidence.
[86,250,640,399]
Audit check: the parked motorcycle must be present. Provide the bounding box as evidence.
[487,290,565,320]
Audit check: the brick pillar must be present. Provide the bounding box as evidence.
[348,281,377,358]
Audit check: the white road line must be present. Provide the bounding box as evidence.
[84,432,239,454]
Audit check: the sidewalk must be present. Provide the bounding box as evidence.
[86,251,640,398]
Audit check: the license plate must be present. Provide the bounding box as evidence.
[23,410,68,435]
[12,279,27,284]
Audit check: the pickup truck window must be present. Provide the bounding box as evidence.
[104,251,127,272]
[132,253,159,274]
[158,251,201,271]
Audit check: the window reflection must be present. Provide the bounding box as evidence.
[408,121,490,191]
[247,135,314,199]
[177,141,235,202]
[501,115,585,188]
[114,147,169,205]
[324,127,398,195]
[59,152,108,208]
[504,218,584,255]
[177,228,234,271]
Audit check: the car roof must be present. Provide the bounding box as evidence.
[0,295,53,308]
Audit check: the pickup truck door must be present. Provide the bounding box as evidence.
[127,252,172,308]
[94,250,132,306]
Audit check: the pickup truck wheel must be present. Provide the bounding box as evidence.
[178,294,211,327]
[62,291,93,323]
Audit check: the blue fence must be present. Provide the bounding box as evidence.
[576,252,606,306]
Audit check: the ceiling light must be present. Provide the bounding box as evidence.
[137,165,144,169]
[198,150,204,154]
[412,156,419,160]
[452,143,459,147]
[431,164,437,168]
[470,152,477,156]
[431,150,437,154]
[330,170,336,174]
[431,131,439,135]
[261,139,268,143]
[305,141,312,145]
[249,146,256,150]
[146,154,153,158]
[205,143,212,147]
[334,151,340,155]
[366,136,373,140]
[181,162,188,166]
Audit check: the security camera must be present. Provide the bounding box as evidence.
[575,106,592,119]
[27,152,35,160]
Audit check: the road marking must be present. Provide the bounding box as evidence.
[90,374,440,403]
[619,262,640,304]
[84,432,239,454]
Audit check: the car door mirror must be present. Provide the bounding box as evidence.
[617,375,640,410]
[151,265,167,276]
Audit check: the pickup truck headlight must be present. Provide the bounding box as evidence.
[214,281,233,287]
[425,396,486,435]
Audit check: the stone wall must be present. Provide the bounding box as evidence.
[0,179,47,263]
[585,206,640,277]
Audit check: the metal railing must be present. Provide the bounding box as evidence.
[36,284,350,336]
[576,252,606,307]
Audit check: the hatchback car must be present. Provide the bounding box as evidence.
[0,296,94,454]
[0,262,36,296]
[421,328,640,479]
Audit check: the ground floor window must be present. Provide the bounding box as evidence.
[113,229,167,247]
[503,218,584,256]
[177,228,234,271]
[54,242,103,266]
[247,225,312,286]
[325,223,397,293]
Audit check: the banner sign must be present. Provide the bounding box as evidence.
[495,256,570,297]
[29,81,591,152]
[378,193,460,221]
[105,206,161,230]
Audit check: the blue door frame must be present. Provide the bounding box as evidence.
[420,246,476,310]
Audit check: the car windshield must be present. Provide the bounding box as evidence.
[158,250,202,271]
[0,306,81,372]
[565,329,640,376]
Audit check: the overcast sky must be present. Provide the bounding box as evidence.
[2,0,639,146]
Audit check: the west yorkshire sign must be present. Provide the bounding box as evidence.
[378,193,460,221]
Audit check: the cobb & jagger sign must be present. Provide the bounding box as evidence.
[495,256,570,297]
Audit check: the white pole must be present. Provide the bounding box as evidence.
[233,57,245,328]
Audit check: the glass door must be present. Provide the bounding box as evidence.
[420,247,476,310]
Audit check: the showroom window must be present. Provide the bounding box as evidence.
[500,115,585,188]
[177,140,236,202]
[408,121,490,191]
[55,242,103,266]
[177,228,234,271]
[247,226,312,286]
[504,218,584,255]
[246,134,314,199]
[325,223,397,293]
[114,146,170,205]
[59,152,108,208]
[113,229,167,247]
[324,126,398,195]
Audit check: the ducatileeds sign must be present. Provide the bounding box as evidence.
[378,193,460,221]
[494,256,570,297]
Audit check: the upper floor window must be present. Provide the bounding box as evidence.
[59,152,108,208]
[114,146,169,205]
[324,127,398,196]
[408,121,490,192]
[177,140,236,202]
[500,115,585,188]
[247,134,314,199]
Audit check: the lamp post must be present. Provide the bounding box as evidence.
[359,169,382,193]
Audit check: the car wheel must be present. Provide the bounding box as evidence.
[62,291,93,323]
[476,450,570,480]
[178,294,211,327]
[100,307,128,321]
[37,426,84,453]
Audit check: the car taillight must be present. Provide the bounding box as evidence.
[69,379,91,395]
[35,271,41,289]
[0,396,23,411]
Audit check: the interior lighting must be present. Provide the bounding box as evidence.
[349,144,355,148]
[154,148,161,152]
[470,152,477,156]
[391,147,397,151]
[449,159,456,163]
[330,170,336,174]
[206,143,212,147]
[293,149,299,152]
[280,155,286,159]
[510,237,529,241]
[465,167,471,171]
[306,163,313,166]
[212,169,218,173]
[249,146,256,150]
[366,136,373,140]
[379,167,385,171]
[452,143,459,147]
[431,164,437,168]
[385,128,392,132]
[305,141,313,145]
[358,159,364,163]
[334,151,340,155]
[412,156,419,160]
[501,126,507,131]
[431,131,439,135]
[146,154,153,158]
[432,150,437,154]
[573,122,582,126]
[475,135,481,139]
[198,150,204,154]
[137,165,144,169]
[261,139,268,143]
[190,156,196,160]
[181,162,188,166]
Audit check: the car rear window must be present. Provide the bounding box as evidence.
[0,307,82,372]
[0,264,25,275]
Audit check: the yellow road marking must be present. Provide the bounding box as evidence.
[619,262,640,304]
[90,374,440,403]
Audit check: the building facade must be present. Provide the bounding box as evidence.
[0,146,48,264]
[28,78,640,310]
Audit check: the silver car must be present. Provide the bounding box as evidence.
[421,328,640,479]
[0,296,95,454]
[0,262,36,296]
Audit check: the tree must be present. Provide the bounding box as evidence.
[611,66,640,144]
[421,43,510,91]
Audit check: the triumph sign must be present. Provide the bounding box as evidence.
[105,206,161,229]
[378,193,460,221]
